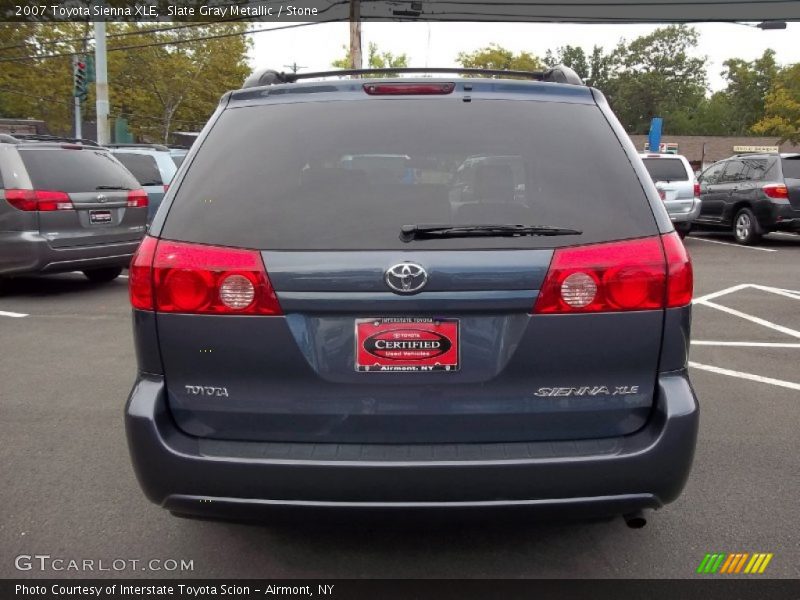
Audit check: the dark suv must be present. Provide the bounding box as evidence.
[0,135,147,282]
[125,67,697,526]
[696,153,800,244]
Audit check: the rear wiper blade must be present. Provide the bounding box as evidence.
[400,223,582,242]
[96,185,132,190]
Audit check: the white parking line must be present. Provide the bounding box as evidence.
[689,361,800,392]
[692,341,800,348]
[693,284,751,304]
[748,284,800,301]
[699,300,800,339]
[0,310,28,318]
[118,275,128,279]
[689,236,777,252]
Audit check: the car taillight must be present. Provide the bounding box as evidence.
[163,184,169,193]
[126,189,148,208]
[363,82,455,95]
[662,231,693,307]
[128,237,282,315]
[763,184,789,202]
[694,182,701,197]
[5,189,73,212]
[129,236,158,310]
[532,234,692,314]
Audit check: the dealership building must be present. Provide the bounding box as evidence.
[628,135,800,172]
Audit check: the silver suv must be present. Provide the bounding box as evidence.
[0,135,147,283]
[639,153,701,238]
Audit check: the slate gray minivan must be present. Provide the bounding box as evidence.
[125,67,698,526]
[0,135,147,282]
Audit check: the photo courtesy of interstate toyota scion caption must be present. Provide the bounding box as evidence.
[125,66,697,528]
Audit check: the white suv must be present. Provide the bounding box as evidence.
[639,153,701,237]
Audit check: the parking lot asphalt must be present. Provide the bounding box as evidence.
[1,231,798,580]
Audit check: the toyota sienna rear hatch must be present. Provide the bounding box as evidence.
[138,82,686,444]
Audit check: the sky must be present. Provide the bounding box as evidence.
[249,21,800,92]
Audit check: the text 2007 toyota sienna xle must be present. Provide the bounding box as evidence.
[125,67,697,526]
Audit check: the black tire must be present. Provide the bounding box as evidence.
[82,267,123,283]
[732,208,762,245]
[675,223,691,239]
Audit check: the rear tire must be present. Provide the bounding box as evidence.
[733,208,761,245]
[675,223,691,239]
[83,267,123,283]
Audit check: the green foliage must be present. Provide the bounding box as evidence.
[456,43,542,74]
[721,50,779,134]
[0,23,251,142]
[332,42,408,75]
[544,45,590,80]
[752,63,800,143]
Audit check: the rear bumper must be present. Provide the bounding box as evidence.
[665,198,701,223]
[125,371,699,518]
[0,231,141,276]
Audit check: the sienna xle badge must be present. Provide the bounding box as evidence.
[125,66,697,527]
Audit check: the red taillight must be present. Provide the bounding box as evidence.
[533,236,690,314]
[5,189,73,212]
[128,238,282,315]
[129,236,158,310]
[662,231,693,308]
[363,82,455,95]
[763,184,789,201]
[163,184,169,193]
[126,189,149,209]
[694,182,701,198]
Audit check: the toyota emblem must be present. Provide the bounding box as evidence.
[384,262,428,294]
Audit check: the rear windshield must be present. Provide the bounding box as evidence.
[162,99,657,250]
[781,157,800,179]
[113,152,163,186]
[642,158,689,182]
[19,148,140,193]
[171,155,185,168]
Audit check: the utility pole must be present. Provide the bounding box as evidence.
[283,62,306,74]
[93,8,109,145]
[349,0,362,70]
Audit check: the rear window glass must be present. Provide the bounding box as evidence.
[163,99,656,250]
[781,157,800,179]
[171,155,185,168]
[113,152,163,186]
[19,148,140,193]
[642,158,689,182]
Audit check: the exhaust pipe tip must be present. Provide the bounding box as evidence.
[623,510,647,529]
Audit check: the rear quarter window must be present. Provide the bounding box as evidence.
[781,157,800,179]
[19,148,140,193]
[162,98,657,250]
[112,153,163,186]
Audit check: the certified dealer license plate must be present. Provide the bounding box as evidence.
[355,317,459,372]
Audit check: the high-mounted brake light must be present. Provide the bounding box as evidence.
[532,234,692,314]
[128,236,282,315]
[363,82,455,96]
[763,184,789,202]
[5,189,73,212]
[126,189,149,208]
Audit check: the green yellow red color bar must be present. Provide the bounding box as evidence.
[697,553,773,574]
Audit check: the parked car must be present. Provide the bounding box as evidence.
[0,134,147,282]
[107,144,176,222]
[696,153,800,244]
[125,67,697,526]
[169,147,189,168]
[639,153,701,238]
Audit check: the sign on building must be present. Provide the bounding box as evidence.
[733,145,779,153]
[644,142,679,154]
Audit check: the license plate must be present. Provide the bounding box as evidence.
[355,317,459,373]
[89,210,112,224]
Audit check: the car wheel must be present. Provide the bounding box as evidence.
[675,223,691,239]
[83,267,123,283]
[733,208,761,245]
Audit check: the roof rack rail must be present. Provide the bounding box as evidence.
[243,65,584,89]
[1,133,101,147]
[106,143,170,151]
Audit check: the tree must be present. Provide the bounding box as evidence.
[603,25,707,134]
[752,64,800,143]
[720,49,779,134]
[0,22,251,142]
[332,42,408,75]
[544,45,589,80]
[456,43,542,73]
